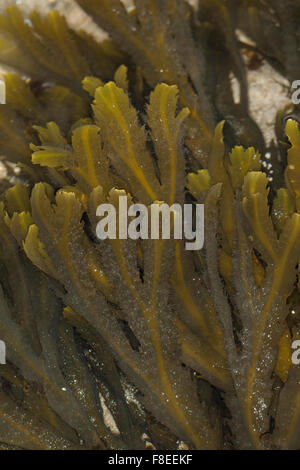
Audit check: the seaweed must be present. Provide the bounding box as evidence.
[0,0,299,450]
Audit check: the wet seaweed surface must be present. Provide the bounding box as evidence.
[0,0,299,450]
